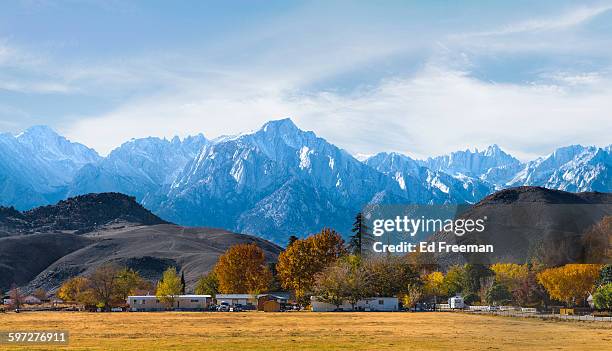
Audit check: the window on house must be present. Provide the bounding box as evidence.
[191,299,199,303]
[379,300,384,305]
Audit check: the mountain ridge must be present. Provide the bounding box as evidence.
[0,119,610,244]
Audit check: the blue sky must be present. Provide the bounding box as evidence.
[1,0,611,159]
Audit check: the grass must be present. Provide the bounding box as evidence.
[0,311,611,350]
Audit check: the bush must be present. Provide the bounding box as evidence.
[593,283,612,310]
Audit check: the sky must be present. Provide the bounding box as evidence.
[0,0,611,160]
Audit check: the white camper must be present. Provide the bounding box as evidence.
[449,295,465,309]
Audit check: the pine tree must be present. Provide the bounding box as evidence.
[287,235,299,247]
[180,272,186,295]
[349,212,368,255]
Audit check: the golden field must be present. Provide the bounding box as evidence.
[0,311,611,351]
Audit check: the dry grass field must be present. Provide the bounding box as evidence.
[0,311,611,351]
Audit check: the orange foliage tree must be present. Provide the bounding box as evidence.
[536,264,602,306]
[213,243,272,294]
[276,228,346,304]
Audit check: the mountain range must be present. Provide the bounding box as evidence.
[0,119,610,244]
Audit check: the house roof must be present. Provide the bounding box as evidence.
[216,294,255,299]
[128,295,211,299]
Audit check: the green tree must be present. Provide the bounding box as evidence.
[463,264,494,297]
[349,212,369,255]
[114,268,149,302]
[598,264,612,287]
[486,283,512,306]
[593,283,612,310]
[195,272,219,297]
[442,265,466,296]
[156,267,182,309]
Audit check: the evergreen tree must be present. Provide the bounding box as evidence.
[349,212,368,255]
[180,272,186,295]
[287,235,299,247]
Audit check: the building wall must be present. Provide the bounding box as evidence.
[128,296,211,311]
[311,297,398,312]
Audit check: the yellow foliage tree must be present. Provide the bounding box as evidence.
[57,276,95,306]
[491,263,528,291]
[213,243,272,294]
[277,228,346,305]
[423,271,445,303]
[537,264,602,306]
[156,267,182,308]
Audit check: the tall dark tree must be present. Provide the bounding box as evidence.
[349,212,368,255]
[180,272,186,295]
[287,235,299,247]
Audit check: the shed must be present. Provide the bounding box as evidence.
[262,300,281,312]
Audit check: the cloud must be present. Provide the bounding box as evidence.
[464,4,612,36]
[64,64,612,161]
[3,2,612,161]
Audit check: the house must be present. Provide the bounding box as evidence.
[127,295,212,311]
[215,294,256,308]
[23,295,42,305]
[310,297,398,312]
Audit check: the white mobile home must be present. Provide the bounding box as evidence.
[215,294,256,308]
[311,297,398,312]
[127,295,212,311]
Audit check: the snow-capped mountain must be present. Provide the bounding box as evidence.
[421,144,523,185]
[154,119,405,242]
[509,145,610,192]
[68,134,207,202]
[365,152,494,204]
[0,119,609,244]
[0,126,100,209]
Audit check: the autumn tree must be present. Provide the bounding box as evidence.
[214,243,272,294]
[313,262,349,309]
[512,270,547,307]
[8,284,24,310]
[32,288,48,302]
[287,235,299,247]
[491,263,528,292]
[277,228,346,305]
[401,284,423,309]
[88,264,121,310]
[114,268,150,301]
[314,255,371,310]
[423,271,445,304]
[156,267,182,308]
[58,277,93,305]
[537,264,602,306]
[364,256,419,297]
[581,216,611,263]
[195,272,219,297]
